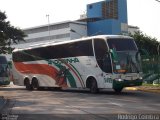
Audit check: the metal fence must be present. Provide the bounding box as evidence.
[141,55,160,84]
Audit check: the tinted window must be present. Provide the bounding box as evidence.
[103,53,112,73]
[0,56,7,64]
[13,40,94,62]
[0,56,8,77]
[12,49,41,62]
[107,38,137,51]
[46,40,93,59]
[94,39,108,58]
[94,39,112,73]
[25,48,46,61]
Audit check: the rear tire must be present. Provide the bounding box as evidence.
[32,78,39,90]
[24,78,32,90]
[90,79,99,94]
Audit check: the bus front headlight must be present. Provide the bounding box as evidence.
[115,78,124,82]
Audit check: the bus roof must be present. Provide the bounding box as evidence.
[13,35,133,52]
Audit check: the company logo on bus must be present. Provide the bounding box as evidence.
[49,58,80,65]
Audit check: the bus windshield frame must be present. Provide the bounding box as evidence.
[107,38,142,74]
[107,38,138,51]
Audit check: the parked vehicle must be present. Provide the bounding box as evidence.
[0,55,10,85]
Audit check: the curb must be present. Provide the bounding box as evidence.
[0,96,7,112]
[124,87,160,94]
[124,87,138,91]
[137,89,160,94]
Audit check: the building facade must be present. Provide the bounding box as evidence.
[5,0,138,61]
[128,25,139,35]
[12,21,87,49]
[12,0,137,50]
[87,0,128,35]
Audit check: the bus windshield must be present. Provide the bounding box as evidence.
[112,51,142,73]
[107,38,137,51]
[107,38,142,73]
[0,56,9,77]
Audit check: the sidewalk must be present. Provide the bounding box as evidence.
[136,86,160,93]
[0,96,7,112]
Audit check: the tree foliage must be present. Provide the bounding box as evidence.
[0,11,26,54]
[130,31,160,55]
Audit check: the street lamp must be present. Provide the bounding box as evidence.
[46,14,51,40]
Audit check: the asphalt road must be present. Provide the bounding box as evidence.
[0,83,160,120]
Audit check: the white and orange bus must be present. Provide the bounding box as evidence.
[12,35,143,93]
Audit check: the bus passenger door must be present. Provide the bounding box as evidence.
[102,53,113,88]
[94,39,112,88]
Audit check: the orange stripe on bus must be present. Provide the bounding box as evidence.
[14,62,58,80]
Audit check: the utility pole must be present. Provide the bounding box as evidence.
[157,43,160,56]
[46,14,51,40]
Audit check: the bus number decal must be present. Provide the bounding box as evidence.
[104,78,112,83]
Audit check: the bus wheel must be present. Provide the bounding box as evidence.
[90,79,99,94]
[114,88,123,93]
[32,78,39,90]
[24,78,32,90]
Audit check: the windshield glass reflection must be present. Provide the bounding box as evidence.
[112,51,142,73]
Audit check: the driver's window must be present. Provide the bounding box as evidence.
[94,39,112,73]
[103,53,112,73]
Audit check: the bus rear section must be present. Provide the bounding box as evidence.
[0,55,10,85]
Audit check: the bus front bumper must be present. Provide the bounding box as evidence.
[0,80,10,85]
[113,79,143,89]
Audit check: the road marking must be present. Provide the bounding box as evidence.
[107,97,138,103]
[110,102,124,107]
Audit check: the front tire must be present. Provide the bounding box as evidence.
[114,88,123,93]
[90,79,99,94]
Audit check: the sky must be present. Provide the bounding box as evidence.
[0,0,160,40]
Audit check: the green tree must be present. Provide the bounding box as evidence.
[0,11,26,54]
[130,31,160,55]
[130,31,160,84]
